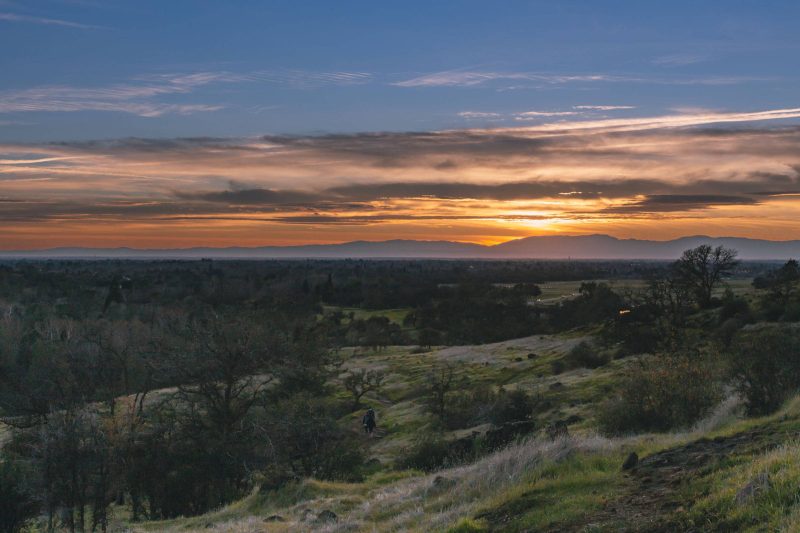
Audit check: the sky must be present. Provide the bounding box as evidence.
[2,0,800,249]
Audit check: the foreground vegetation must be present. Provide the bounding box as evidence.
[1,248,799,531]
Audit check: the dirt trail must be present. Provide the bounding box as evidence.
[558,425,789,532]
[479,421,792,532]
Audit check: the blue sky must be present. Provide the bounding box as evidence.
[2,0,799,141]
[3,1,800,248]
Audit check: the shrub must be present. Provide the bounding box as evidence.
[727,327,800,415]
[437,385,538,430]
[489,388,536,425]
[719,291,752,323]
[550,359,565,375]
[564,341,609,369]
[599,353,723,434]
[443,383,496,430]
[396,434,453,472]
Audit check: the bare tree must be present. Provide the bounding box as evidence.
[673,245,739,307]
[425,363,458,422]
[169,313,278,440]
[342,369,385,411]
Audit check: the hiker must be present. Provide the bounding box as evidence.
[362,407,377,436]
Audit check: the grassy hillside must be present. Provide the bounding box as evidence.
[127,392,800,532]
[117,320,800,533]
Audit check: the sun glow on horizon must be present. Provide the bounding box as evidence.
[3,109,800,249]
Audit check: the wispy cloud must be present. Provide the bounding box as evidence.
[0,11,99,29]
[653,53,710,67]
[459,105,635,122]
[458,111,502,119]
[573,105,636,111]
[393,69,618,88]
[0,73,228,116]
[514,110,580,120]
[0,69,372,117]
[393,68,765,88]
[241,70,372,88]
[495,107,800,134]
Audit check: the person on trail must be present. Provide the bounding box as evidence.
[362,407,377,436]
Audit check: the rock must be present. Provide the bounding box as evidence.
[735,472,770,505]
[621,452,639,470]
[514,357,523,362]
[264,515,285,522]
[316,510,338,523]
[549,381,564,390]
[527,353,538,359]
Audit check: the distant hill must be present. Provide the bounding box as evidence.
[1,235,799,260]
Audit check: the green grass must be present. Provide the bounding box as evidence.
[683,440,800,532]
[322,305,413,325]
[474,451,628,531]
[446,518,489,532]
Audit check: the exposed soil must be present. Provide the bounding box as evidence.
[481,422,793,532]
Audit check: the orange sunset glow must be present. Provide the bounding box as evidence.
[3,114,800,249]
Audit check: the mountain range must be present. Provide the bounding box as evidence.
[1,235,799,260]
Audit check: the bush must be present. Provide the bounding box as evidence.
[550,359,565,375]
[489,388,536,425]
[727,327,800,415]
[719,291,752,323]
[396,435,453,472]
[564,341,609,369]
[599,353,723,434]
[437,385,538,430]
[442,384,496,430]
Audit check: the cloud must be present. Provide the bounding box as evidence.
[459,106,635,123]
[573,105,636,111]
[514,110,580,120]
[601,194,761,214]
[392,69,620,88]
[177,187,323,205]
[458,111,502,119]
[241,70,372,88]
[3,109,800,243]
[0,11,99,29]
[0,69,373,117]
[493,107,800,134]
[393,69,764,89]
[653,53,710,67]
[0,73,230,116]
